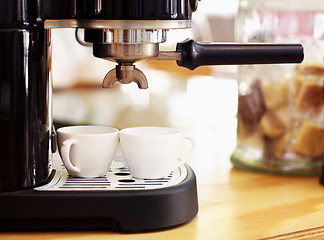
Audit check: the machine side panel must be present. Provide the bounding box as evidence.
[0,29,51,191]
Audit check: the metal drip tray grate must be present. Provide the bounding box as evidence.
[35,152,188,191]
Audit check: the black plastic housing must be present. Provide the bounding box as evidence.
[0,27,51,191]
[0,165,198,232]
[0,0,193,27]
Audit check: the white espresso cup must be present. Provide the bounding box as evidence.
[57,126,119,178]
[120,126,196,179]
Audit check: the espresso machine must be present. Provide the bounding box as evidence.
[0,0,303,232]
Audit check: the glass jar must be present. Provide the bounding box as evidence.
[231,0,324,176]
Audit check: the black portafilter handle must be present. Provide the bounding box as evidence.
[176,39,304,70]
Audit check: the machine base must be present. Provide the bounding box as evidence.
[0,164,198,232]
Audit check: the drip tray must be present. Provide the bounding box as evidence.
[0,151,198,232]
[35,158,187,192]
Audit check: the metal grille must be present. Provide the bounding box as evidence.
[35,153,187,191]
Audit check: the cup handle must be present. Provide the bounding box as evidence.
[61,139,80,174]
[174,134,196,168]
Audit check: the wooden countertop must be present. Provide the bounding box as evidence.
[2,142,324,239]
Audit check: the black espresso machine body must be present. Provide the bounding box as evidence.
[0,0,200,232]
[0,0,195,192]
[0,0,304,232]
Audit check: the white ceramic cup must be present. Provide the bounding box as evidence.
[120,126,196,179]
[57,126,119,178]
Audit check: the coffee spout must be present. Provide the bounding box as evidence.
[102,63,148,89]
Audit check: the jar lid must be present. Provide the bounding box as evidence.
[247,0,324,11]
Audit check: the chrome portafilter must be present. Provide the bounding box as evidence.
[94,43,155,89]
[96,39,304,89]
[90,28,166,89]
[87,27,304,89]
[93,41,161,89]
